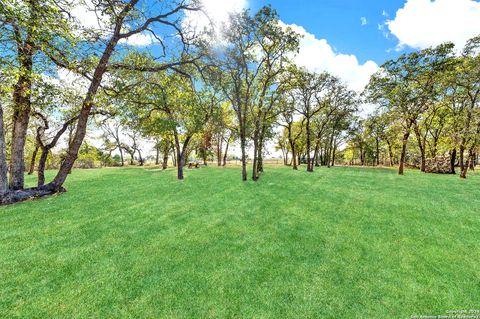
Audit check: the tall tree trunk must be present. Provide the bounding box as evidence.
[10,41,34,190]
[375,136,380,166]
[155,147,160,165]
[0,105,9,195]
[28,143,39,175]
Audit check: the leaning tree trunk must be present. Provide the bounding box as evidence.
[0,105,9,196]
[28,143,39,175]
[45,6,132,193]
[223,137,230,167]
[460,148,475,179]
[288,130,298,170]
[37,148,49,187]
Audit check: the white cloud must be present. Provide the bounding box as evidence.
[282,22,378,92]
[119,33,157,46]
[71,0,110,34]
[361,17,368,26]
[183,0,248,38]
[387,0,480,50]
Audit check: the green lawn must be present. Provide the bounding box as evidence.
[1,166,479,318]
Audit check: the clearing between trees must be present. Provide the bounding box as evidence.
[1,166,479,318]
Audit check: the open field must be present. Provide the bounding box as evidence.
[1,166,480,318]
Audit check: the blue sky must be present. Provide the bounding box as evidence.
[251,0,409,65]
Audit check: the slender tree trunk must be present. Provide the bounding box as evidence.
[0,105,9,195]
[217,137,222,166]
[413,122,426,172]
[223,136,230,167]
[386,140,394,167]
[306,118,313,172]
[399,121,413,175]
[155,147,160,165]
[252,129,259,181]
[118,143,124,166]
[459,143,465,175]
[28,143,39,175]
[240,126,247,181]
[257,129,265,173]
[288,126,298,170]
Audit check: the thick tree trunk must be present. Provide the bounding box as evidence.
[137,149,144,166]
[10,45,34,190]
[162,153,168,170]
[28,143,39,175]
[460,148,475,179]
[0,105,9,195]
[1,186,66,206]
[37,148,49,187]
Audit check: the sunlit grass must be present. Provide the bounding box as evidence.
[1,165,479,318]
